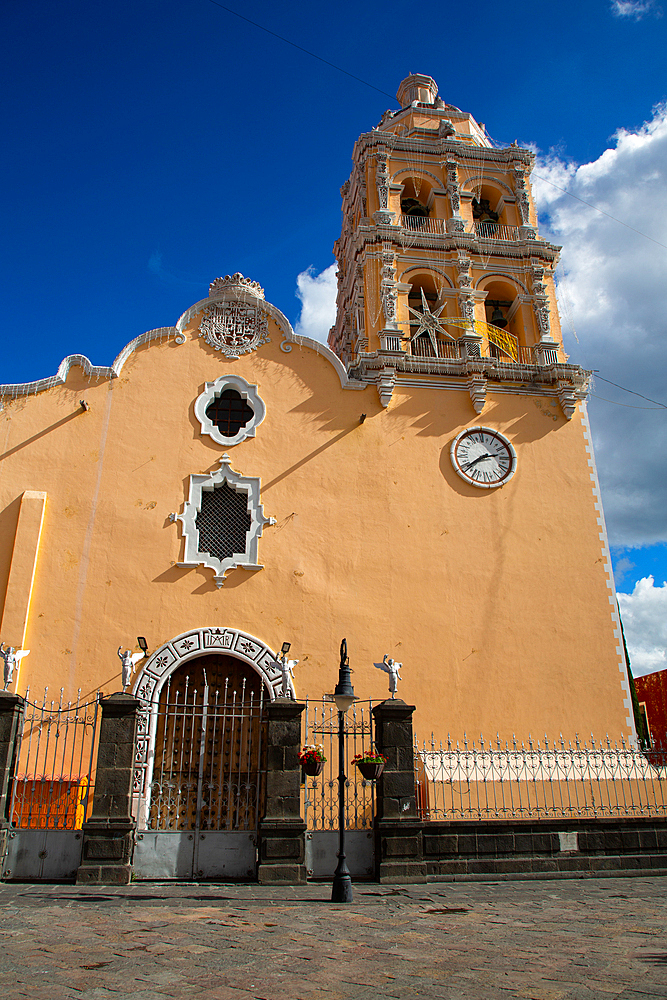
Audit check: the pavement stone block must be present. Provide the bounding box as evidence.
[2,876,667,1000]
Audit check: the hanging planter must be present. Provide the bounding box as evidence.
[303,758,325,777]
[357,760,384,781]
[352,748,387,781]
[299,744,326,777]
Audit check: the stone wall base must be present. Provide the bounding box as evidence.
[423,817,667,881]
[258,819,307,884]
[375,819,427,883]
[76,819,135,885]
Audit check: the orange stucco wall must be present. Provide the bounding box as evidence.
[0,309,631,741]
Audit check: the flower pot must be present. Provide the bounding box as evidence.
[303,759,324,777]
[356,761,384,781]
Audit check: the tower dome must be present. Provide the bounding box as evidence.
[396,73,438,108]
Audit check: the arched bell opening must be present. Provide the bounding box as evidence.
[403,272,452,359]
[479,278,528,362]
[399,177,434,230]
[471,184,514,236]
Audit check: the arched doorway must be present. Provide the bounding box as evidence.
[134,650,269,880]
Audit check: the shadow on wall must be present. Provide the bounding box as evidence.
[387,392,564,442]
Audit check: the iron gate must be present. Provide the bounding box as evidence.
[303,699,376,878]
[134,657,267,880]
[2,690,99,880]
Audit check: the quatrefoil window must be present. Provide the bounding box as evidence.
[194,375,266,446]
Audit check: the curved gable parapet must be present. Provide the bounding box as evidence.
[0,327,177,400]
[177,285,363,391]
[0,279,362,400]
[278,329,364,390]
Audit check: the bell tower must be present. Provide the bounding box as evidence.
[329,74,586,417]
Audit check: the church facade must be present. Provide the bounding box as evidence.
[0,74,634,745]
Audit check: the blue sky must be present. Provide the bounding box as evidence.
[2,0,667,672]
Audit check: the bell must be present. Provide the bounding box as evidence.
[491,307,507,328]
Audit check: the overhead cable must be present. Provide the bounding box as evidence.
[595,375,667,409]
[206,1,400,104]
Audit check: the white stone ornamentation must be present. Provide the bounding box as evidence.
[513,165,532,226]
[0,644,30,691]
[175,454,272,588]
[117,647,146,692]
[446,160,461,216]
[377,366,396,408]
[374,654,403,699]
[194,375,266,447]
[375,153,390,210]
[199,300,270,357]
[209,273,265,299]
[468,374,487,414]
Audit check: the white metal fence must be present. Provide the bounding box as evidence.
[415,734,667,821]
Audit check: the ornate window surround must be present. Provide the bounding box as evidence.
[173,454,273,588]
[194,375,266,447]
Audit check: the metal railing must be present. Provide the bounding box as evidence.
[415,734,667,821]
[472,221,521,241]
[409,337,459,360]
[401,215,445,234]
[146,674,266,833]
[9,690,100,830]
[303,699,376,831]
[399,216,523,241]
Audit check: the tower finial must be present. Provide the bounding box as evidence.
[396,74,438,108]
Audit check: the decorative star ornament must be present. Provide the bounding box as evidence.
[407,288,455,355]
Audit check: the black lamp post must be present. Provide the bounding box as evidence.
[331,637,356,903]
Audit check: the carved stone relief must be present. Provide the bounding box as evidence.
[199,301,270,357]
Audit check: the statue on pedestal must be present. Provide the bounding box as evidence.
[117,647,146,692]
[0,644,30,691]
[374,654,403,699]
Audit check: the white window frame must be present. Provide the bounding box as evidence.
[175,454,273,587]
[194,375,266,447]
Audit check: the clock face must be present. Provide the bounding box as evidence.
[450,426,517,489]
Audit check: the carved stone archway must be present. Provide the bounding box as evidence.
[131,627,282,828]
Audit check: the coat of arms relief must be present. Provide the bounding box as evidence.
[199,275,270,357]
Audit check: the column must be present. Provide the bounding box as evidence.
[77,693,139,885]
[258,697,306,885]
[372,699,426,883]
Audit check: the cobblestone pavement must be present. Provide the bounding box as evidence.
[1,876,666,1000]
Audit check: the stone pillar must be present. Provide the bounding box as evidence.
[77,693,139,885]
[0,693,23,825]
[372,699,426,883]
[258,697,306,885]
[0,693,23,866]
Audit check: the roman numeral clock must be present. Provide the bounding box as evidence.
[450,427,517,489]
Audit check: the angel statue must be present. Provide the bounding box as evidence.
[374,654,403,699]
[117,646,146,692]
[279,654,299,701]
[0,644,30,691]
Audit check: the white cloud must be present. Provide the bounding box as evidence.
[618,576,667,676]
[610,1,662,18]
[533,103,667,547]
[294,264,337,344]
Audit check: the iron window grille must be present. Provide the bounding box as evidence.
[194,376,266,447]
[195,482,252,561]
[205,389,254,439]
[175,454,272,587]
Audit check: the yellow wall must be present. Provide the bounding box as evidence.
[0,307,631,742]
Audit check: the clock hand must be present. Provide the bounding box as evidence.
[461,453,495,471]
